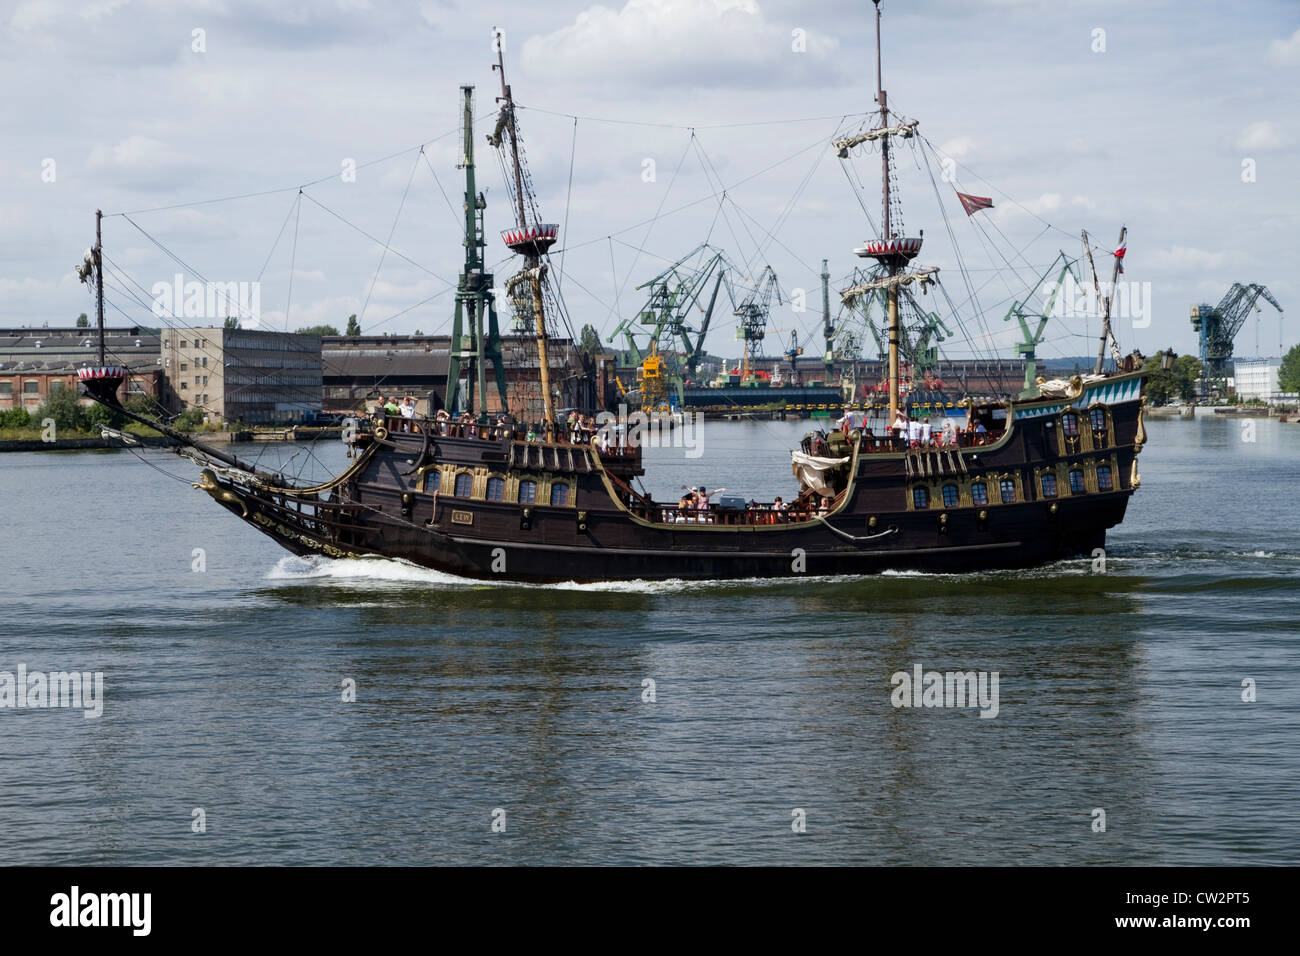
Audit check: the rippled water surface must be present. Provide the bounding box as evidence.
[1,415,1297,864]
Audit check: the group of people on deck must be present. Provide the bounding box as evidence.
[828,406,992,450]
[665,487,839,524]
[369,395,620,448]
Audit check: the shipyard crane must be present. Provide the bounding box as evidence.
[609,243,732,411]
[446,84,509,417]
[732,265,782,381]
[1191,284,1283,400]
[837,264,951,376]
[1002,251,1080,397]
[820,259,835,372]
[784,330,804,385]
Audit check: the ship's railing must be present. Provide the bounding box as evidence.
[375,414,643,458]
[625,502,832,526]
[849,428,1004,454]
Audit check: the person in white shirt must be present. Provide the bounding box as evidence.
[941,418,956,446]
[907,417,922,447]
[399,397,416,419]
[920,417,932,445]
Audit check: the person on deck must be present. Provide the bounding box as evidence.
[892,411,908,450]
[920,417,932,445]
[907,417,922,448]
[383,396,400,416]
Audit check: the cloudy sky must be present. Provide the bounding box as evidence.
[2,0,1296,364]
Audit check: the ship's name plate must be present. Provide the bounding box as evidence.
[451,510,474,525]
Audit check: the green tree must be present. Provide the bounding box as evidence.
[296,324,340,336]
[37,386,88,432]
[0,407,32,428]
[1173,354,1203,402]
[76,313,89,328]
[1141,353,1203,404]
[223,316,240,329]
[345,314,361,336]
[173,406,207,431]
[1141,357,1173,404]
[1279,343,1300,394]
[84,402,124,430]
[580,323,603,356]
[124,394,162,419]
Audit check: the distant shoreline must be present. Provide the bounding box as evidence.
[0,435,173,452]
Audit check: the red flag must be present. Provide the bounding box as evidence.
[956,191,994,216]
[1114,240,1127,275]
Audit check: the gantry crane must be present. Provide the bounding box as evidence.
[609,243,731,410]
[1002,251,1080,397]
[732,265,782,381]
[1191,284,1283,400]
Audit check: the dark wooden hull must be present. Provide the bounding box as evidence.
[195,372,1147,583]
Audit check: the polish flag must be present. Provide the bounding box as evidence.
[1114,240,1127,275]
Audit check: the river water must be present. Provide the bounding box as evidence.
[0,415,1296,865]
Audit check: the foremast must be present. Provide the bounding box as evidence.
[834,0,938,423]
[489,30,559,440]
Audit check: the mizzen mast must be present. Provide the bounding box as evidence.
[489,29,559,440]
[833,0,937,424]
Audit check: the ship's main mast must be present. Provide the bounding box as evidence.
[834,0,937,425]
[490,31,559,440]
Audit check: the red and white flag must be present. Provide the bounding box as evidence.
[1114,240,1127,275]
[955,191,994,216]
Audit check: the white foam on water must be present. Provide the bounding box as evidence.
[266,555,899,593]
[264,553,1112,592]
[266,554,469,587]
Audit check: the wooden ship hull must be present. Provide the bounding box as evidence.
[191,371,1146,583]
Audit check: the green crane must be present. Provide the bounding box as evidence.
[445,85,508,418]
[732,264,782,381]
[609,243,731,408]
[1003,251,1080,397]
[837,264,951,376]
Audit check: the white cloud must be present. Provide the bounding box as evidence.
[1269,27,1300,65]
[937,137,976,162]
[86,135,201,188]
[521,0,843,89]
[0,276,54,296]
[8,0,60,32]
[1147,246,1226,273]
[1235,121,1288,152]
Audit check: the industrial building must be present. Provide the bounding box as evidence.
[0,326,168,412]
[321,333,606,420]
[1233,358,1294,405]
[160,326,323,424]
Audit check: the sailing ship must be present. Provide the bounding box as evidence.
[77,4,1150,583]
